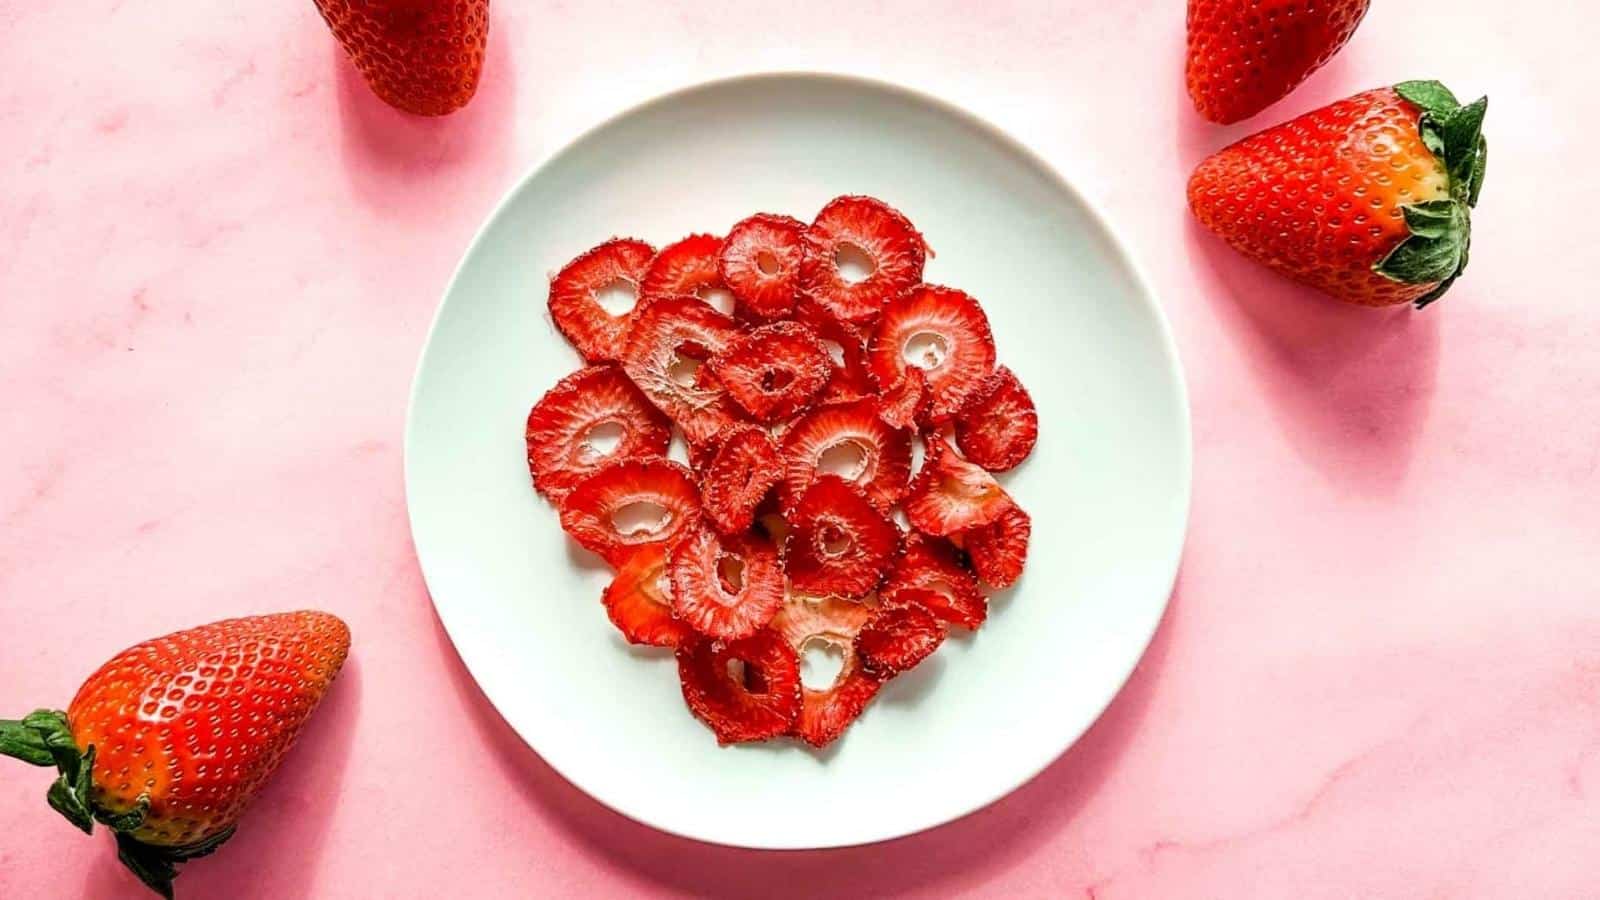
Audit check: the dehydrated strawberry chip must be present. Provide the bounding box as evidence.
[708,321,831,423]
[677,629,800,744]
[771,595,880,747]
[868,285,996,423]
[784,475,900,598]
[883,533,986,630]
[798,301,876,405]
[953,366,1037,472]
[877,366,928,431]
[962,503,1031,589]
[700,425,784,536]
[780,398,912,513]
[720,214,806,319]
[904,436,1014,536]
[620,296,743,444]
[640,233,736,315]
[547,238,655,363]
[855,598,945,679]
[601,544,695,647]
[525,365,673,499]
[669,526,786,640]
[800,195,928,325]
[558,458,700,567]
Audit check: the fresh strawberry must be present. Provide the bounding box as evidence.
[779,399,912,513]
[601,544,695,647]
[2,612,350,897]
[882,533,986,630]
[904,436,1013,536]
[1189,81,1488,308]
[878,366,929,431]
[669,526,786,640]
[771,595,880,747]
[1186,0,1370,124]
[313,0,489,116]
[952,366,1037,472]
[699,425,784,536]
[546,238,655,362]
[707,321,831,422]
[640,234,736,315]
[800,196,928,325]
[868,285,996,422]
[558,458,700,567]
[784,475,900,598]
[676,630,800,744]
[620,296,742,442]
[798,301,877,405]
[855,598,945,679]
[961,503,1031,590]
[525,365,672,499]
[719,214,806,319]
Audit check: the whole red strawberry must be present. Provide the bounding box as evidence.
[313,0,489,116]
[1188,81,1488,308]
[1,612,351,898]
[1187,0,1370,124]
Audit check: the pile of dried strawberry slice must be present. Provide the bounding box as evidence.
[525,195,1038,748]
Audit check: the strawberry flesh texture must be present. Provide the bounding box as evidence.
[962,503,1031,590]
[855,599,945,679]
[800,196,927,326]
[676,630,801,744]
[525,365,673,499]
[784,475,900,598]
[877,366,929,431]
[314,0,489,116]
[771,595,880,747]
[669,526,786,640]
[779,398,911,514]
[640,234,735,315]
[601,544,695,647]
[558,458,701,568]
[708,321,831,423]
[798,301,877,405]
[952,366,1037,472]
[620,296,743,443]
[904,436,1013,536]
[546,238,655,363]
[883,533,987,630]
[720,214,806,319]
[699,425,784,536]
[1186,0,1370,125]
[869,284,996,423]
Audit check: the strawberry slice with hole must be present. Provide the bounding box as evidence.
[771,594,880,747]
[699,425,784,536]
[601,544,694,647]
[525,365,672,499]
[883,533,986,630]
[798,300,876,405]
[676,629,800,744]
[800,196,928,325]
[640,234,737,317]
[903,436,1014,536]
[621,296,743,444]
[707,321,831,423]
[558,458,700,567]
[547,238,655,363]
[779,398,911,513]
[953,366,1037,472]
[855,597,945,679]
[962,503,1031,589]
[868,284,996,423]
[669,525,786,640]
[877,366,929,431]
[719,213,806,319]
[784,475,900,598]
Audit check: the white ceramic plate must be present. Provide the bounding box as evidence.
[406,73,1190,849]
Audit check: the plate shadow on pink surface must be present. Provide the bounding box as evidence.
[77,657,364,899]
[433,577,1181,898]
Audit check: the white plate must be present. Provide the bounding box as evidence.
[406,73,1190,849]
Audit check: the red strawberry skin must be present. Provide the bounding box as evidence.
[1186,0,1369,124]
[1188,82,1487,308]
[314,0,489,117]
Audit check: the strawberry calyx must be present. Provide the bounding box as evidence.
[1,709,233,898]
[1377,80,1489,309]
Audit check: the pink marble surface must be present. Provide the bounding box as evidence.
[2,1,1597,897]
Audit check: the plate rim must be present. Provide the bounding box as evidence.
[403,70,1193,850]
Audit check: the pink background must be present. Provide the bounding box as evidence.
[3,2,1597,897]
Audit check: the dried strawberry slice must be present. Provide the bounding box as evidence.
[800,195,928,325]
[669,526,785,640]
[547,238,655,362]
[784,475,900,598]
[798,300,876,405]
[707,321,831,422]
[855,597,945,679]
[779,399,911,513]
[868,285,996,423]
[771,595,879,747]
[621,296,742,443]
[699,425,784,536]
[677,629,800,744]
[525,365,672,499]
[600,544,694,647]
[558,458,700,567]
[719,214,806,319]
[640,234,736,316]
[877,366,928,431]
[962,503,1031,589]
[953,366,1038,471]
[883,533,986,629]
[904,436,1014,536]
